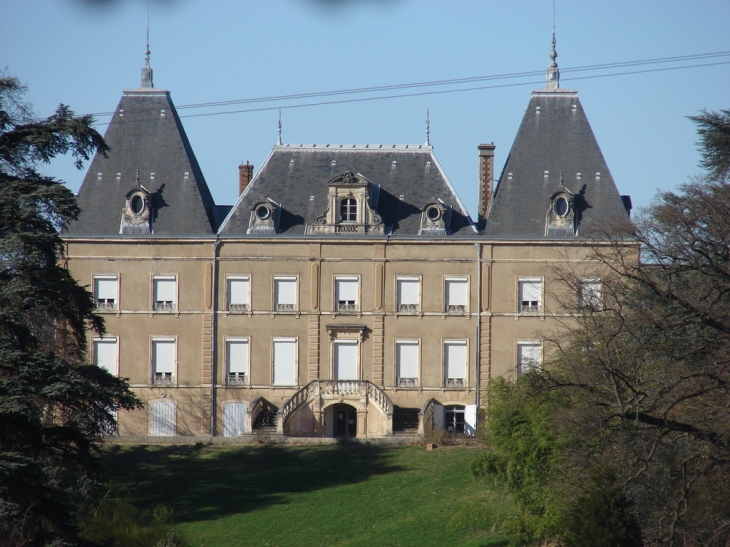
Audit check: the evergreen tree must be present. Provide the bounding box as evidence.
[0,75,141,546]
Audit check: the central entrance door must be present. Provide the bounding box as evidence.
[334,404,357,437]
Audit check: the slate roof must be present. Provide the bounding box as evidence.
[484,89,630,238]
[219,145,475,236]
[66,88,219,236]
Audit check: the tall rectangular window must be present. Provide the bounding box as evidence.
[579,278,602,310]
[518,278,542,313]
[153,276,176,312]
[273,338,297,386]
[397,277,420,313]
[274,276,297,311]
[445,277,468,313]
[444,340,467,388]
[517,341,541,375]
[334,340,358,380]
[93,337,117,375]
[149,401,175,436]
[396,340,419,388]
[335,276,359,312]
[94,275,118,311]
[152,338,175,386]
[227,276,250,312]
[226,339,249,385]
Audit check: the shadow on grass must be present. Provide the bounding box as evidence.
[102,444,403,523]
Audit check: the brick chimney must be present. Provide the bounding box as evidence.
[478,143,496,223]
[238,161,253,196]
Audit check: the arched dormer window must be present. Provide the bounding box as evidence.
[340,198,357,222]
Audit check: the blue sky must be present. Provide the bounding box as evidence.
[2,0,729,217]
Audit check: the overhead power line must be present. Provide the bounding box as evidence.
[89,52,730,127]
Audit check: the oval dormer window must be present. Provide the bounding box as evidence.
[553,196,569,217]
[256,205,271,220]
[130,194,145,215]
[426,205,441,221]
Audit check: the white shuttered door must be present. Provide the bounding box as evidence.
[153,340,175,375]
[273,339,297,385]
[95,277,117,301]
[446,278,467,306]
[228,278,249,305]
[227,340,249,374]
[444,341,467,380]
[336,278,358,303]
[397,278,419,306]
[150,402,175,436]
[334,341,358,380]
[224,403,247,437]
[94,339,117,375]
[396,341,419,379]
[275,277,297,305]
[154,278,176,302]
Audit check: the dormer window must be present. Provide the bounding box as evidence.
[340,198,357,222]
[121,180,153,235]
[248,197,280,234]
[552,196,569,217]
[419,198,451,236]
[426,205,441,221]
[256,204,271,220]
[546,187,576,237]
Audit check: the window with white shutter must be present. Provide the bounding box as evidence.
[227,277,250,312]
[518,278,542,313]
[445,277,468,313]
[152,338,175,386]
[149,401,175,436]
[397,278,420,312]
[93,338,117,375]
[335,277,359,312]
[224,403,247,437]
[227,339,249,385]
[579,278,601,310]
[517,341,541,375]
[274,277,297,311]
[153,276,176,312]
[94,276,118,311]
[444,341,467,388]
[396,340,419,387]
[334,340,358,380]
[273,338,297,385]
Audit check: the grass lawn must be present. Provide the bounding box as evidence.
[102,443,514,547]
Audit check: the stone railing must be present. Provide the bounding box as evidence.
[418,397,437,435]
[336,303,358,312]
[228,303,249,312]
[153,301,176,312]
[278,380,394,434]
[445,378,466,388]
[227,372,248,386]
[398,304,420,313]
[250,397,278,431]
[518,303,541,314]
[152,374,175,387]
[447,304,467,314]
[95,300,117,311]
[397,377,419,388]
[275,303,297,312]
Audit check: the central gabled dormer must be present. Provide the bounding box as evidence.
[308,171,385,235]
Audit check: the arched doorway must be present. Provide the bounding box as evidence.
[332,404,357,438]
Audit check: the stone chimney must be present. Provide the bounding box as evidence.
[238,161,253,196]
[478,143,496,224]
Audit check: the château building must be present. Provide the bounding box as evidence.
[64,40,631,439]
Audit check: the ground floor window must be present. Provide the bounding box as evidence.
[444,405,465,434]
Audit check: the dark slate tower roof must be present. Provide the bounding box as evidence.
[66,87,220,236]
[219,144,475,236]
[484,89,630,239]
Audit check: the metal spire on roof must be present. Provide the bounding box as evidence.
[277,108,283,145]
[425,109,431,146]
[546,1,559,90]
[141,0,154,88]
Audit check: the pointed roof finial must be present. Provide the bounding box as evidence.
[277,108,283,145]
[141,0,154,88]
[425,109,431,146]
[546,1,559,89]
